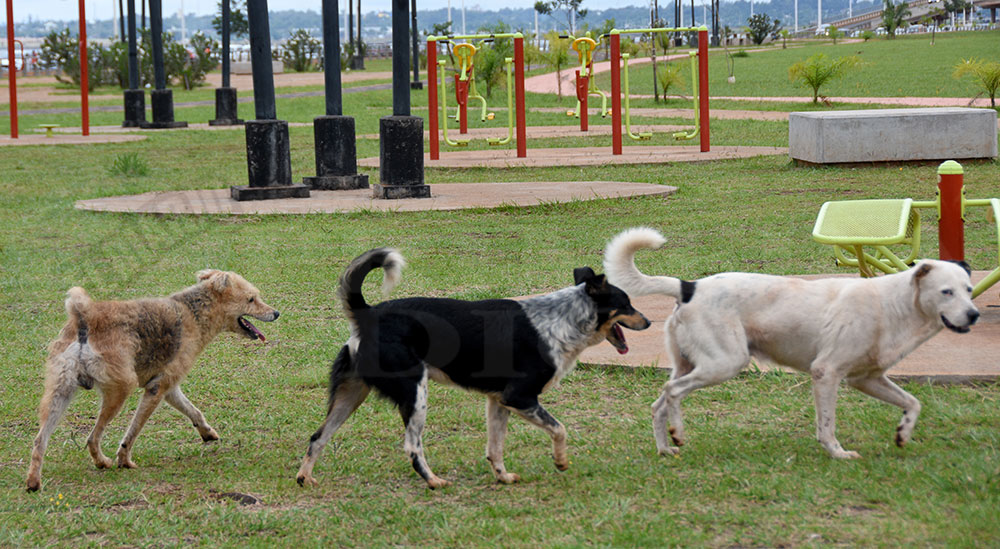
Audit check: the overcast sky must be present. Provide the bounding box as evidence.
[5,0,660,23]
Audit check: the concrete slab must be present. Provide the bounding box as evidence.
[789,108,998,164]
[570,271,1000,383]
[359,124,691,140]
[0,134,146,146]
[361,146,787,169]
[73,181,677,215]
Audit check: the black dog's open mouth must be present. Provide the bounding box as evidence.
[941,315,971,334]
[239,316,266,342]
[608,323,629,355]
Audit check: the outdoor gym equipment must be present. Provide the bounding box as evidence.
[813,160,1000,298]
[564,34,610,132]
[427,33,527,160]
[609,26,710,155]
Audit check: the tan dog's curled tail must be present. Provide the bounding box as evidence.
[603,227,683,298]
[64,287,92,320]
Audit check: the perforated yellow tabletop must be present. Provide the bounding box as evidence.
[813,198,914,246]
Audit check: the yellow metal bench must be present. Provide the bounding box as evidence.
[38,123,59,137]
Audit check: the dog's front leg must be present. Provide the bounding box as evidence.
[511,401,569,471]
[811,365,860,459]
[116,379,168,469]
[164,385,219,442]
[485,397,519,484]
[848,374,922,448]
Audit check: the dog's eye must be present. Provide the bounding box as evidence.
[248,297,255,303]
[941,289,953,296]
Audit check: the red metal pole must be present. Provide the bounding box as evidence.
[79,0,89,136]
[6,0,17,138]
[937,160,965,261]
[576,69,588,132]
[610,32,621,155]
[428,39,439,160]
[698,28,709,152]
[514,36,526,158]
[458,74,468,134]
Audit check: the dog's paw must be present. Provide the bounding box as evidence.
[895,424,912,447]
[25,477,41,492]
[830,449,861,459]
[426,476,450,490]
[117,457,138,469]
[94,455,114,469]
[201,428,220,442]
[497,472,521,484]
[296,474,318,487]
[668,426,685,447]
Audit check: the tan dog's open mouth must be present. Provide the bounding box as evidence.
[239,316,266,342]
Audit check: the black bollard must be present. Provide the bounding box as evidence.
[373,0,429,199]
[209,0,244,126]
[231,0,309,201]
[303,0,368,191]
[122,0,148,128]
[147,0,187,128]
[409,0,422,90]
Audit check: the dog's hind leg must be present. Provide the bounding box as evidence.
[165,385,220,442]
[398,374,449,489]
[296,377,370,487]
[653,333,748,456]
[508,399,569,472]
[811,364,859,459]
[26,355,80,492]
[116,377,169,469]
[87,385,130,470]
[485,396,520,484]
[848,374,921,449]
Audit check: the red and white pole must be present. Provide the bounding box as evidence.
[610,32,622,155]
[697,28,709,152]
[427,39,439,160]
[6,0,18,138]
[937,160,965,262]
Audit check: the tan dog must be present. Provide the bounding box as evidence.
[26,270,279,492]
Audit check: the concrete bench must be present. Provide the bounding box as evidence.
[231,60,284,75]
[789,107,998,164]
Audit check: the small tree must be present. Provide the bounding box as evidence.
[924,8,946,44]
[828,25,841,44]
[881,0,911,39]
[953,58,1000,108]
[474,22,515,98]
[746,13,781,46]
[282,28,321,72]
[178,32,220,90]
[425,21,455,65]
[789,53,863,103]
[212,0,249,39]
[658,62,685,97]
[861,30,874,41]
[534,0,588,34]
[779,28,790,49]
[543,30,571,98]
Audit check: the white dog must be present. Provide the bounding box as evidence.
[604,227,979,459]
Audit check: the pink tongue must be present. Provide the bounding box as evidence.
[244,318,266,343]
[614,324,628,355]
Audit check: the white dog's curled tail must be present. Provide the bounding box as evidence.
[603,227,683,298]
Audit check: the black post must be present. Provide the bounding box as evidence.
[374,0,428,199]
[147,0,187,128]
[232,0,309,201]
[352,0,365,69]
[210,0,243,126]
[303,0,369,191]
[118,0,126,41]
[410,0,421,89]
[141,0,146,29]
[122,0,147,127]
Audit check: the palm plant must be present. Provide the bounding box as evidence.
[881,0,911,39]
[953,58,1000,108]
[788,53,863,103]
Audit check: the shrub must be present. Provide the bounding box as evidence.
[953,58,1000,108]
[747,13,781,45]
[282,28,322,73]
[657,62,685,97]
[788,53,863,103]
[107,152,149,177]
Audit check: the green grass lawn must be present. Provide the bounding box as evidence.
[1,33,999,547]
[594,31,1000,100]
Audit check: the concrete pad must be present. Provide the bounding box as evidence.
[74,181,677,215]
[0,134,146,146]
[570,271,1000,383]
[37,122,313,134]
[361,146,787,169]
[789,107,999,164]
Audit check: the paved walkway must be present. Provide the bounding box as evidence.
[360,145,787,169]
[74,181,677,214]
[572,270,1000,383]
[0,133,145,146]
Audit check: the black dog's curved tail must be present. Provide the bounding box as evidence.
[337,248,406,318]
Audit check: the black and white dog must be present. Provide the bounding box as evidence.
[296,248,650,488]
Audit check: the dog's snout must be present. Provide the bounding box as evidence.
[272,310,280,321]
[967,309,980,326]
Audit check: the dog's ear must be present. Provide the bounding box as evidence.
[196,269,230,291]
[573,266,596,286]
[947,259,972,276]
[913,262,933,283]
